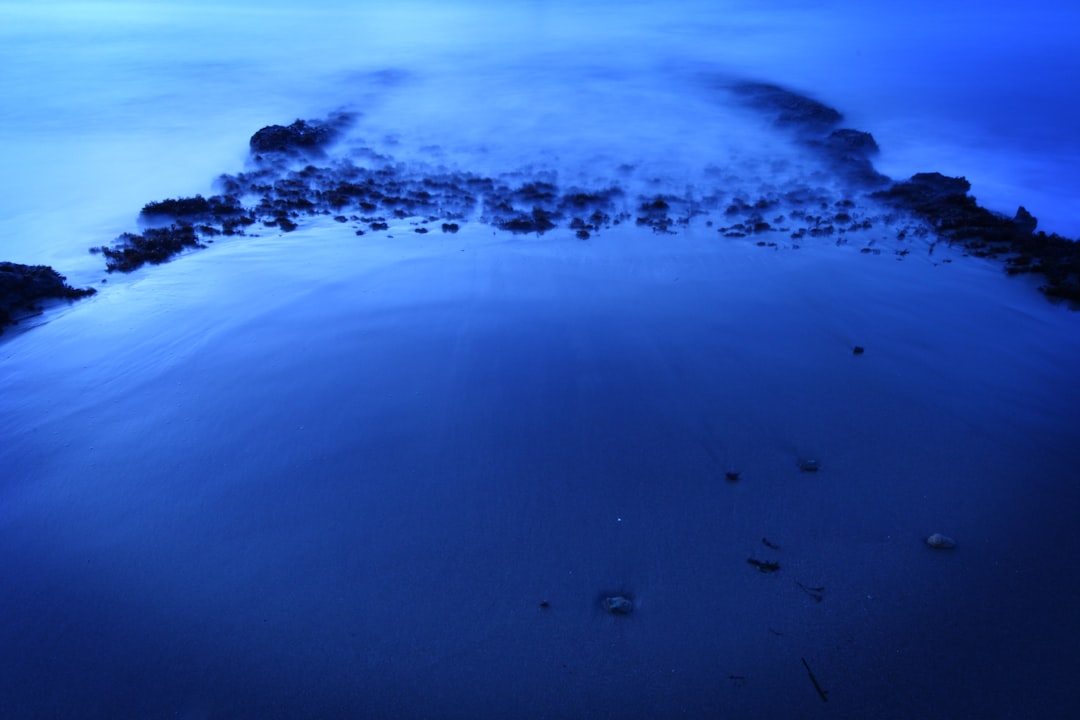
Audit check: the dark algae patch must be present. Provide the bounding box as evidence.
[0,262,96,334]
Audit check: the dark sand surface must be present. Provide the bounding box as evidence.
[2,223,1079,718]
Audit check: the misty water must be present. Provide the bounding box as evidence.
[2,2,1079,718]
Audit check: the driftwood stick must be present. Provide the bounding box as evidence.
[801,657,829,703]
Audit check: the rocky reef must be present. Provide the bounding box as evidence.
[2,78,1077,336]
[81,91,1080,302]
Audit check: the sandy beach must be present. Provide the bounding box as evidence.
[3,219,1078,718]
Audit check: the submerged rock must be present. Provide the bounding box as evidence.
[603,595,634,615]
[926,533,957,549]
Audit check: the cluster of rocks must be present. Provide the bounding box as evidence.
[728,81,1078,300]
[90,88,1080,305]
[3,80,1077,335]
[873,173,1080,300]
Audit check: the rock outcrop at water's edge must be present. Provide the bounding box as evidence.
[0,262,96,334]
[3,77,1077,335]
[873,173,1080,301]
[85,94,1080,302]
[726,81,1079,300]
[249,112,356,159]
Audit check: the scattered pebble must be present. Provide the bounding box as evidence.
[604,595,634,615]
[926,533,957,549]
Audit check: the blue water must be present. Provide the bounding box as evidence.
[2,2,1080,718]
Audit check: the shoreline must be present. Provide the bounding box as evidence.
[2,79,1077,336]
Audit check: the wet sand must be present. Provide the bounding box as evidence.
[2,221,1078,718]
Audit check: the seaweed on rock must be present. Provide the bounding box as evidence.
[0,262,96,333]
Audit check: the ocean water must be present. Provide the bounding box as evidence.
[2,2,1079,718]
[2,0,1079,280]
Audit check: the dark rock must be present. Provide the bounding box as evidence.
[513,181,558,203]
[100,224,205,272]
[140,194,247,223]
[731,81,843,134]
[822,128,879,157]
[926,533,957,549]
[249,113,353,156]
[499,208,558,235]
[814,129,890,187]
[873,172,973,215]
[1014,206,1038,235]
[603,595,633,615]
[0,262,96,332]
[875,173,1080,301]
[853,345,865,355]
[141,195,211,218]
[747,558,781,573]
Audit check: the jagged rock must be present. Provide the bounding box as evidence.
[100,224,207,272]
[873,172,973,215]
[815,129,889,186]
[874,173,1080,301]
[249,112,354,156]
[1014,206,1038,235]
[140,194,245,221]
[731,81,843,133]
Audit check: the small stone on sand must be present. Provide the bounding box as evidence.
[926,533,957,549]
[604,595,633,615]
